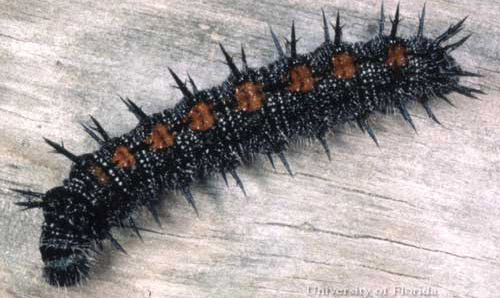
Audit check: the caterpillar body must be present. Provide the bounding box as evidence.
[12,3,482,286]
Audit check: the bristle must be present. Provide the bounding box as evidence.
[187,74,199,93]
[169,68,194,99]
[278,152,293,177]
[452,85,484,99]
[14,200,45,210]
[322,9,331,43]
[454,70,482,77]
[221,170,229,187]
[365,124,380,148]
[437,93,456,107]
[44,138,79,163]
[357,119,379,147]
[316,134,331,161]
[267,153,276,170]
[434,16,468,45]
[128,218,143,242]
[146,201,162,228]
[119,223,163,236]
[417,3,426,38]
[269,26,285,58]
[229,169,247,197]
[440,69,483,77]
[441,34,471,52]
[182,188,199,217]
[10,188,44,198]
[421,100,442,125]
[89,116,110,141]
[333,11,342,47]
[379,1,385,36]
[108,234,127,254]
[219,43,241,78]
[390,2,401,39]
[241,45,249,70]
[119,96,147,121]
[290,21,298,59]
[81,123,104,145]
[398,104,417,132]
[356,118,366,133]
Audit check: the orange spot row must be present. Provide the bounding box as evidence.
[146,123,176,151]
[105,103,217,175]
[386,44,408,68]
[112,146,136,169]
[187,102,217,130]
[236,82,265,112]
[332,53,358,79]
[289,65,316,93]
[89,165,109,186]
[100,47,409,179]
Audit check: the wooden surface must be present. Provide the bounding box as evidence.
[0,0,499,297]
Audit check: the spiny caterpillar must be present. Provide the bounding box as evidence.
[11,3,482,286]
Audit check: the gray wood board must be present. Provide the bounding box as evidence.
[0,0,498,297]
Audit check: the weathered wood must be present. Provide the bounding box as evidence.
[0,0,499,297]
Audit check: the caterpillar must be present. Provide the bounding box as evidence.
[10,2,482,287]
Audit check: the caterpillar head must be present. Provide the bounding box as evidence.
[40,237,90,286]
[13,187,93,286]
[39,187,94,286]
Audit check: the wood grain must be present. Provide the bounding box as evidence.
[0,1,499,297]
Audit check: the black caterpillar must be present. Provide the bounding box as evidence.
[12,3,482,286]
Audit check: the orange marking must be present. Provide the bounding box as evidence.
[146,123,176,150]
[187,102,216,130]
[332,53,358,79]
[112,146,136,169]
[386,44,408,68]
[235,82,265,112]
[289,65,316,93]
[89,165,109,186]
